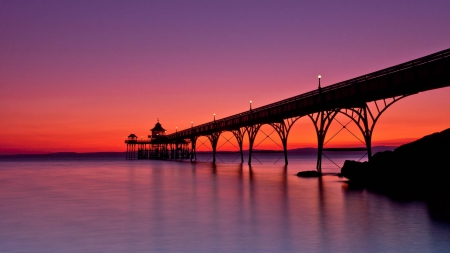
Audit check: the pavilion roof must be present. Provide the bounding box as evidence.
[151,122,166,132]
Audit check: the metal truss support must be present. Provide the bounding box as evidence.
[190,136,198,162]
[339,95,407,161]
[245,124,262,165]
[207,131,222,164]
[308,110,339,173]
[269,117,301,165]
[231,128,246,164]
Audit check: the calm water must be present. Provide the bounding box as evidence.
[0,154,449,253]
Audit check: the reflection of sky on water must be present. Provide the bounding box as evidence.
[0,158,449,252]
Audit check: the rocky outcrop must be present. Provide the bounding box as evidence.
[341,128,450,221]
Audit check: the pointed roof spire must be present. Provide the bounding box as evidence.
[151,119,166,131]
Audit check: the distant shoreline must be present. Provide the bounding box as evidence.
[0,146,397,160]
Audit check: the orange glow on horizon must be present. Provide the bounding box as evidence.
[1,87,448,155]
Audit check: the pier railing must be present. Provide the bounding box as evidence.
[124,139,151,144]
[168,48,450,139]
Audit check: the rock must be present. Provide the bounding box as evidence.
[340,160,369,180]
[340,128,450,199]
[296,170,321,177]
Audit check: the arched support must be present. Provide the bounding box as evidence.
[207,131,222,164]
[231,128,246,164]
[269,117,302,165]
[245,124,262,165]
[339,95,407,161]
[308,110,339,173]
[190,136,198,162]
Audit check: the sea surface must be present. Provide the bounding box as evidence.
[0,153,449,253]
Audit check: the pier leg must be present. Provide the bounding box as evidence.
[316,133,325,172]
[185,143,190,159]
[207,132,221,164]
[365,131,372,161]
[231,128,246,164]
[190,136,198,162]
[245,124,262,166]
[130,144,135,160]
[270,117,301,166]
[173,143,176,160]
[361,106,373,161]
[308,110,338,174]
[183,143,188,159]
[282,139,288,166]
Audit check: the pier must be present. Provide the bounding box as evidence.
[126,48,450,173]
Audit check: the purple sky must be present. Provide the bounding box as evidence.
[1,0,449,154]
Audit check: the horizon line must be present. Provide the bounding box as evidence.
[0,145,399,157]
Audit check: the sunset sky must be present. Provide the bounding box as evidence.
[1,1,450,154]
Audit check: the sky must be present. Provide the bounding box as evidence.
[1,0,450,154]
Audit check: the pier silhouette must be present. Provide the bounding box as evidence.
[126,48,450,173]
